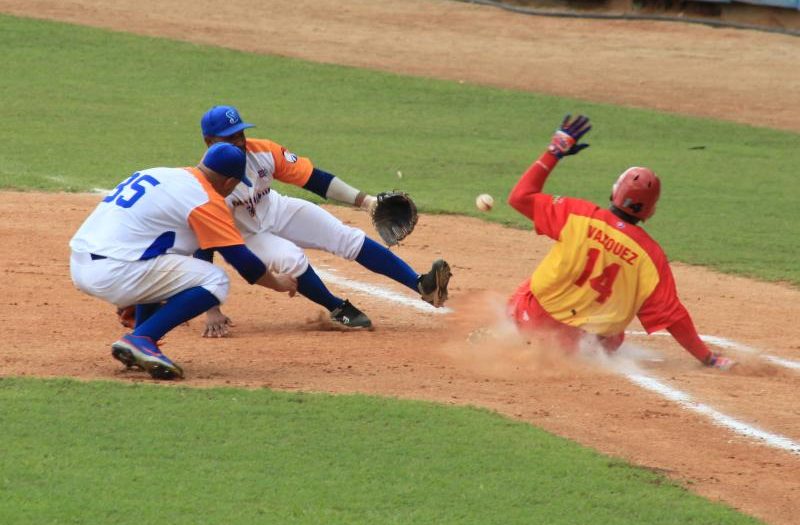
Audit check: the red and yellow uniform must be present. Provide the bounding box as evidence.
[526,195,686,337]
[508,151,710,362]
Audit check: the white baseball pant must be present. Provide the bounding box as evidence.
[70,251,230,307]
[242,190,366,278]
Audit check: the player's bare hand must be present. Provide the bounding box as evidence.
[707,353,736,371]
[256,271,298,297]
[271,273,298,297]
[116,305,136,329]
[203,306,234,338]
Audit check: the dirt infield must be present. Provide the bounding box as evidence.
[0,1,798,523]
[3,192,799,523]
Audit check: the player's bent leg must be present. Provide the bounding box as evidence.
[296,265,344,310]
[355,237,419,291]
[354,238,452,308]
[244,230,310,277]
[134,287,220,342]
[268,195,367,260]
[71,251,230,380]
[245,231,371,329]
[507,280,581,353]
[135,303,161,327]
[71,251,230,307]
[88,254,230,307]
[293,265,371,329]
[599,332,625,354]
[111,286,221,380]
[266,197,453,308]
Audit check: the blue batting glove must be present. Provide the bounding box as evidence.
[547,114,592,158]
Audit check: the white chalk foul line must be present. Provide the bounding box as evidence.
[313,271,799,455]
[764,356,800,370]
[628,330,800,371]
[316,269,452,314]
[626,374,800,455]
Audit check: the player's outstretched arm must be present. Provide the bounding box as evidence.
[216,244,297,296]
[508,114,591,218]
[303,167,377,212]
[667,315,736,370]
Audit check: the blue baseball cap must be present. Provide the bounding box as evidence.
[200,105,255,137]
[202,142,252,187]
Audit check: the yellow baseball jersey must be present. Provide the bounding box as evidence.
[529,195,687,336]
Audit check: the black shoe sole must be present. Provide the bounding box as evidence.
[111,345,138,369]
[330,316,373,329]
[111,344,182,380]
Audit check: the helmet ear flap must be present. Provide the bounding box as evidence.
[623,198,643,214]
[611,167,660,221]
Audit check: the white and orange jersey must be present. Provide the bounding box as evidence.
[226,138,314,233]
[70,167,245,261]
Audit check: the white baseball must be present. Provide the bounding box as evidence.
[475,193,494,212]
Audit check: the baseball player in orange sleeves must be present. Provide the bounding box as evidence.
[195,105,451,336]
[70,143,297,379]
[506,114,735,370]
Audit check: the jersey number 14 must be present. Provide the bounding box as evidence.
[574,248,621,304]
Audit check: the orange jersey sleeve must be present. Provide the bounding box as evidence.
[246,138,313,187]
[185,168,246,249]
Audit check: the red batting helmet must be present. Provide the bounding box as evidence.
[610,167,661,221]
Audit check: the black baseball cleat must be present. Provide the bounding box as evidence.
[110,334,184,380]
[330,300,373,329]
[418,259,452,308]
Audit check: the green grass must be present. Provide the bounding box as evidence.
[0,377,761,524]
[0,15,798,284]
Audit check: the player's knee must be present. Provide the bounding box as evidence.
[270,251,309,278]
[335,227,366,260]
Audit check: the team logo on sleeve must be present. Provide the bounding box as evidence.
[283,150,298,163]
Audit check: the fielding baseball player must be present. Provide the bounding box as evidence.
[506,114,735,370]
[195,105,451,336]
[70,143,298,379]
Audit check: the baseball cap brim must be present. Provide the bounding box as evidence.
[215,121,255,137]
[239,173,253,187]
